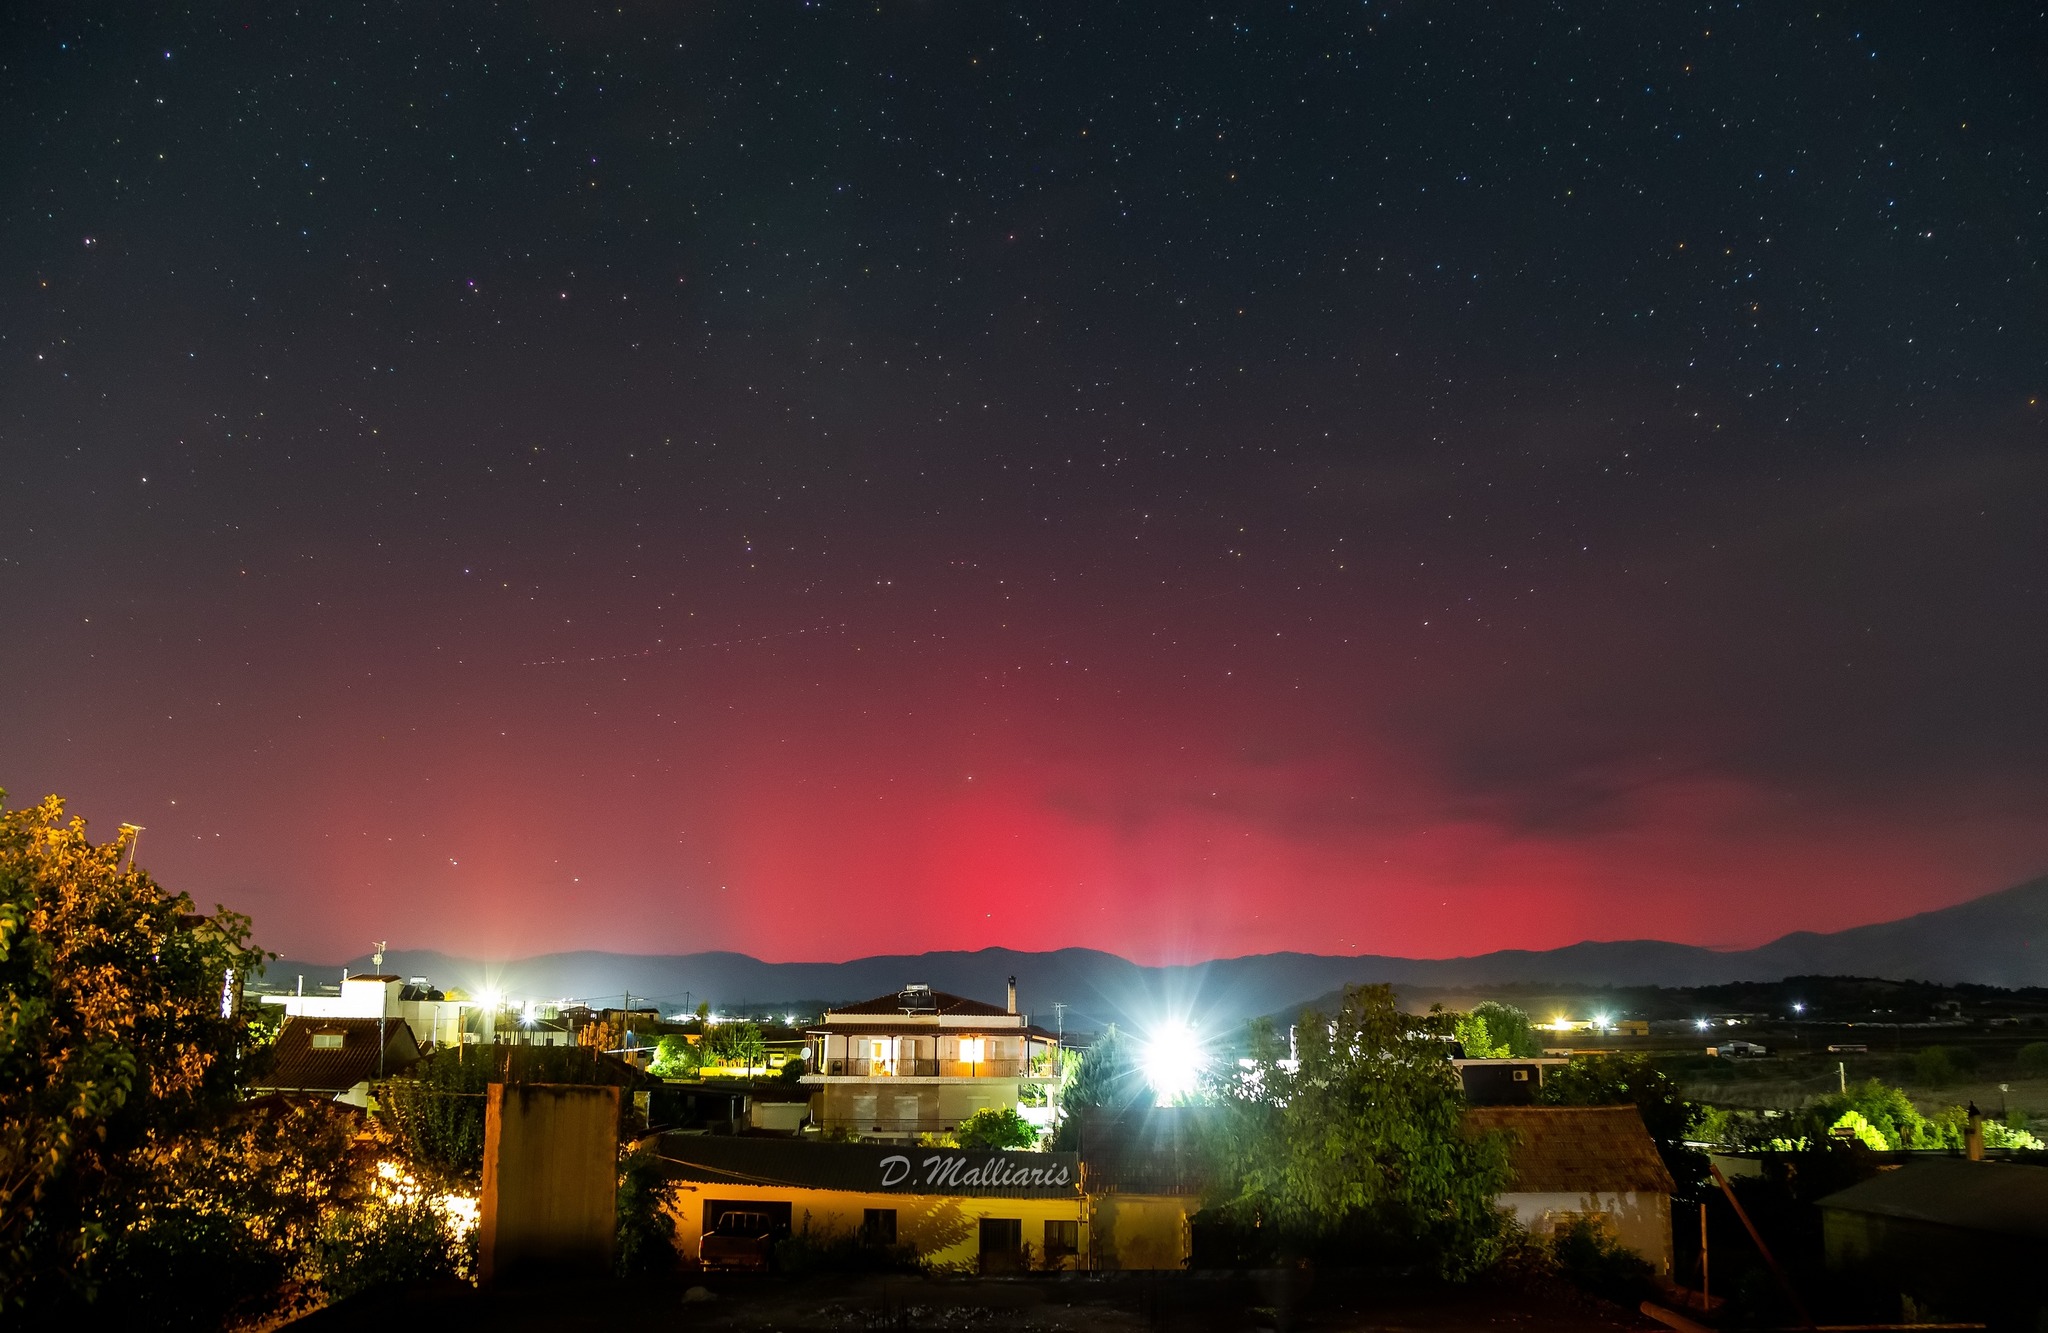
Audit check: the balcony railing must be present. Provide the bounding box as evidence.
[820,1058,1036,1078]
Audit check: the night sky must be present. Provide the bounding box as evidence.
[4,2,2045,966]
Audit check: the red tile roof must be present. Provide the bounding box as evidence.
[1464,1105,1675,1195]
[256,1016,421,1094]
[828,989,1013,1018]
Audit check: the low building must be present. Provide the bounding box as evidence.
[1817,1157,2048,1329]
[655,1135,1086,1272]
[1464,1104,1675,1276]
[803,980,1059,1140]
[260,972,471,1047]
[1073,1104,1210,1271]
[1452,1057,1568,1106]
[252,1015,422,1107]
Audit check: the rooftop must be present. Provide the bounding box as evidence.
[826,987,1015,1020]
[1463,1104,1676,1195]
[1817,1157,2048,1241]
[654,1134,1079,1199]
[257,1015,420,1093]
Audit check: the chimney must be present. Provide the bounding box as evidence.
[1966,1102,1984,1162]
[1007,976,1018,1015]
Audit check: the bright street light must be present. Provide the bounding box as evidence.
[1139,1023,1204,1106]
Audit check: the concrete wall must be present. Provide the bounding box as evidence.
[667,1181,1084,1272]
[1499,1189,1672,1276]
[1087,1194,1194,1271]
[480,1083,620,1282]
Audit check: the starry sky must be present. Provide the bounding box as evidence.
[3,2,2045,966]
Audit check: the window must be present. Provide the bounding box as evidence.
[311,1032,344,1050]
[862,1208,897,1246]
[959,1037,986,1065]
[1044,1219,1078,1260]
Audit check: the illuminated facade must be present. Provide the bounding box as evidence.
[802,980,1059,1140]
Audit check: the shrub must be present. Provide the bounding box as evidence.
[1545,1213,1654,1305]
[954,1107,1038,1150]
[316,1198,471,1302]
[616,1147,676,1276]
[2018,1042,2048,1078]
[773,1219,922,1275]
[1912,1047,1959,1089]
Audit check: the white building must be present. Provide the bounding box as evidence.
[261,973,470,1048]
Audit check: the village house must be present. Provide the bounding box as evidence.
[260,971,471,1048]
[1464,1104,1676,1276]
[803,980,1059,1140]
[656,1135,1089,1272]
[250,1015,422,1107]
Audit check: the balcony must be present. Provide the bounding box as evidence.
[819,1058,1035,1078]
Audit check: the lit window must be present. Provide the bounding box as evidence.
[311,1032,344,1050]
[959,1037,985,1064]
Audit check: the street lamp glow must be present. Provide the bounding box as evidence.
[1140,1023,1204,1106]
[1695,1018,1710,1032]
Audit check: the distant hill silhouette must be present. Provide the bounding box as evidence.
[266,874,2048,1032]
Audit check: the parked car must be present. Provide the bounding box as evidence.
[701,1210,777,1271]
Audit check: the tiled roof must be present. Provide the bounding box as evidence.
[807,1021,1058,1040]
[1818,1158,2048,1240]
[1464,1105,1675,1195]
[828,989,1013,1018]
[655,1134,1079,1199]
[257,1016,421,1093]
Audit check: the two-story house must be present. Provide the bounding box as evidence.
[804,979,1059,1140]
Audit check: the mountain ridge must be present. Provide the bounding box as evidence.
[265,874,2048,1031]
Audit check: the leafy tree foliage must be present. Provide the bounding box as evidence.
[955,1107,1038,1150]
[1202,985,1511,1277]
[1912,1044,1975,1088]
[93,1098,376,1327]
[615,1146,677,1276]
[1047,1025,1139,1151]
[0,793,254,1311]
[1453,1001,1542,1059]
[712,1021,768,1072]
[2019,1042,2048,1078]
[1538,1053,1706,1198]
[650,1033,702,1077]
[378,1047,493,1187]
[316,1195,472,1301]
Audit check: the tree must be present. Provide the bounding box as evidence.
[1047,1026,1140,1151]
[1201,985,1511,1277]
[955,1107,1038,1150]
[649,1034,701,1078]
[0,792,254,1311]
[378,1047,493,1187]
[1912,1046,1959,1089]
[1455,1001,1542,1059]
[714,1022,768,1073]
[2020,1042,2048,1078]
[1538,1053,1707,1198]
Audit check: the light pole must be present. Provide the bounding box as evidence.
[118,824,145,874]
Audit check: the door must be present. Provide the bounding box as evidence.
[978,1216,1024,1273]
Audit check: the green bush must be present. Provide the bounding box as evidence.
[317,1198,471,1301]
[2018,1042,2048,1078]
[1545,1213,1654,1305]
[1912,1047,1959,1089]
[954,1107,1038,1150]
[773,1219,922,1275]
[616,1147,676,1276]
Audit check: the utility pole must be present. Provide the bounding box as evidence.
[374,942,388,1079]
[1838,1061,1847,1096]
[118,823,145,873]
[1052,1001,1068,1040]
